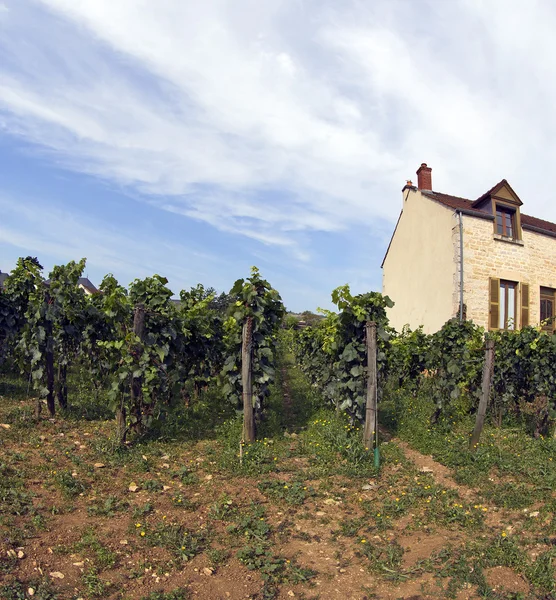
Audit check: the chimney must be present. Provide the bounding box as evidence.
[416,163,432,191]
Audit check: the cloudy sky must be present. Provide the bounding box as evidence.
[1,0,555,311]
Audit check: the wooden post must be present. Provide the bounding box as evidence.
[126,304,146,440]
[470,339,495,451]
[363,321,378,450]
[242,316,255,443]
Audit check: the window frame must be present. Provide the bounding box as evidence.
[489,278,528,331]
[491,198,522,241]
[540,287,556,332]
[499,280,517,330]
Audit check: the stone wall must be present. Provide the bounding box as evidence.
[462,215,556,329]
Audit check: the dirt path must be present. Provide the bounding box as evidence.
[395,439,469,495]
[280,366,295,430]
[393,439,505,529]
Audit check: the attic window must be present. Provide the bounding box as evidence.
[496,206,516,238]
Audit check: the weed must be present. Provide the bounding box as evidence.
[87,495,129,517]
[208,494,237,520]
[215,418,281,476]
[173,466,198,485]
[336,517,365,538]
[142,522,209,562]
[31,513,48,530]
[356,539,405,581]
[143,479,164,492]
[82,567,107,597]
[207,548,230,567]
[302,411,379,478]
[132,502,154,518]
[53,470,88,498]
[74,529,117,569]
[0,463,33,515]
[140,591,189,600]
[481,482,538,509]
[237,543,316,585]
[526,547,556,594]
[0,553,17,575]
[0,579,59,600]
[171,493,197,510]
[228,507,271,541]
[258,479,314,505]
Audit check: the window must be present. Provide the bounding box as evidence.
[489,278,529,330]
[540,287,555,332]
[496,206,516,238]
[499,280,517,330]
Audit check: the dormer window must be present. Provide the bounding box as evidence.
[496,206,516,238]
[470,180,523,242]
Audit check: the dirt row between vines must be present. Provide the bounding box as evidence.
[1,384,552,599]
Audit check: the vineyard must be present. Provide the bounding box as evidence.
[1,257,556,600]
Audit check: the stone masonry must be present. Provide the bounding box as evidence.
[460,214,556,329]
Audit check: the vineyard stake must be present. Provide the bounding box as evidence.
[242,316,255,443]
[363,321,378,456]
[470,338,495,451]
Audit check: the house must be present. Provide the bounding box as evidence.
[76,277,99,295]
[2,275,101,295]
[44,277,99,295]
[382,163,556,333]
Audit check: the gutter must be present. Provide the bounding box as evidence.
[457,211,464,321]
[455,207,493,221]
[521,223,556,239]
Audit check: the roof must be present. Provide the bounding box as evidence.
[78,277,99,294]
[43,277,99,293]
[421,191,488,218]
[422,188,556,237]
[382,178,556,268]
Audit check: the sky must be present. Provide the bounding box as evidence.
[2,0,556,311]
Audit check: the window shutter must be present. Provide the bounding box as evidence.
[553,290,556,332]
[521,283,529,328]
[489,278,500,330]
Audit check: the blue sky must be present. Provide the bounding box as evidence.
[2,0,556,311]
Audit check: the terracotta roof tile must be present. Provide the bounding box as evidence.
[422,190,556,236]
[521,213,556,235]
[421,191,486,217]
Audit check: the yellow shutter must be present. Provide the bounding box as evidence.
[521,283,529,328]
[489,278,500,330]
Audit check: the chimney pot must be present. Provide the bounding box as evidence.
[416,163,432,191]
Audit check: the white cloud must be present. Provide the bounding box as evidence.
[0,194,232,294]
[0,0,402,248]
[2,0,556,288]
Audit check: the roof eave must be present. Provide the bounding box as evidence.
[522,223,556,239]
